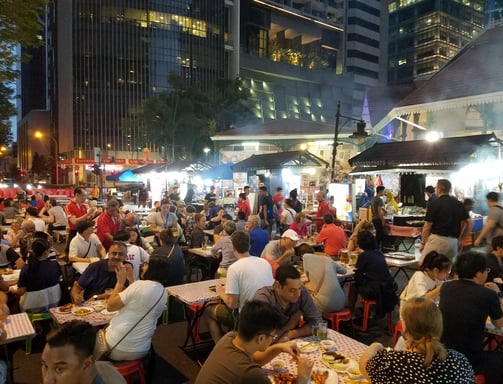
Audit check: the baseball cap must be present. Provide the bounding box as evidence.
[76,220,95,233]
[281,229,301,245]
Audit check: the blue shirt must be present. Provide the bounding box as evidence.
[249,227,269,257]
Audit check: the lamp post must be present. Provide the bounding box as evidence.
[34,131,59,185]
[330,101,369,182]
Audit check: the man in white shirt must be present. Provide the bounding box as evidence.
[68,221,105,263]
[203,230,274,343]
[113,229,150,280]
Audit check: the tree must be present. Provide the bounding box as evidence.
[31,151,51,182]
[0,0,48,146]
[141,73,255,161]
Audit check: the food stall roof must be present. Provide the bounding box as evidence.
[349,133,501,174]
[132,160,211,174]
[232,150,328,172]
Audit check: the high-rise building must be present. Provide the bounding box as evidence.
[387,0,485,84]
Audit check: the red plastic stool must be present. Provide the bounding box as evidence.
[114,359,145,384]
[474,374,486,384]
[392,319,403,347]
[187,303,204,343]
[361,298,393,334]
[324,308,354,334]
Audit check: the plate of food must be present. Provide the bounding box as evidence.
[57,303,74,313]
[270,370,337,384]
[71,306,94,316]
[89,300,106,312]
[0,269,13,275]
[321,351,357,373]
[298,341,319,353]
[270,371,297,384]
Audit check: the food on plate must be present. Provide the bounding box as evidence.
[347,367,363,380]
[322,351,351,370]
[271,359,287,372]
[71,307,93,316]
[0,269,13,275]
[298,341,319,352]
[311,370,329,384]
[58,303,73,313]
[273,372,297,384]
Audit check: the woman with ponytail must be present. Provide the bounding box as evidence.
[14,238,61,312]
[360,297,475,383]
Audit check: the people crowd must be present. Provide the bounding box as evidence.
[0,179,501,384]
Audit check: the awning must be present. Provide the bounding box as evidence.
[349,134,501,173]
[132,163,166,174]
[132,160,211,175]
[105,169,143,182]
[199,163,234,180]
[232,150,328,172]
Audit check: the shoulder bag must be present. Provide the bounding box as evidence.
[96,286,165,361]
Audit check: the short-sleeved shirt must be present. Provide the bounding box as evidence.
[226,256,274,311]
[69,233,103,260]
[77,259,120,300]
[485,205,503,242]
[95,211,121,251]
[18,260,61,292]
[195,332,270,384]
[425,195,469,238]
[65,201,88,231]
[400,270,441,306]
[370,196,384,219]
[0,245,21,267]
[254,285,321,327]
[259,194,274,221]
[440,279,503,366]
[48,205,68,227]
[249,227,269,257]
[315,224,347,257]
[367,349,474,384]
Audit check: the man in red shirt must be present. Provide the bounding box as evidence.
[96,199,122,252]
[65,187,95,252]
[312,191,335,231]
[316,214,346,257]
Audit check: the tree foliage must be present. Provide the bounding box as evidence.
[0,0,48,146]
[141,73,255,161]
[30,151,51,182]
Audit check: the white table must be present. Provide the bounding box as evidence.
[385,256,419,280]
[49,302,117,327]
[166,278,225,347]
[263,329,368,384]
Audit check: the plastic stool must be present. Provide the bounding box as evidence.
[361,298,393,334]
[114,359,145,384]
[392,319,403,347]
[187,303,205,343]
[324,308,354,334]
[474,374,486,384]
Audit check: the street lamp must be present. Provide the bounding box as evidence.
[331,101,368,182]
[34,130,59,184]
[203,147,211,163]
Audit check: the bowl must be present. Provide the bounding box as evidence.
[320,339,336,351]
[271,359,287,372]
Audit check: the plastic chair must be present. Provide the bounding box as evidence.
[392,319,403,347]
[360,298,393,334]
[114,359,145,384]
[324,308,354,335]
[25,312,54,354]
[474,374,486,384]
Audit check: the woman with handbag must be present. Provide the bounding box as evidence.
[94,253,168,361]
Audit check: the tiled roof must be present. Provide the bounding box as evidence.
[232,150,328,172]
[396,25,503,107]
[349,134,500,171]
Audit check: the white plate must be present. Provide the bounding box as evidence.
[102,309,118,316]
[310,369,337,384]
[71,306,94,316]
[298,341,319,353]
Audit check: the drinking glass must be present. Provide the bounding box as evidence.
[104,288,113,301]
[316,320,328,341]
[312,323,320,341]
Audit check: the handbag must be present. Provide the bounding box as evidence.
[96,286,165,361]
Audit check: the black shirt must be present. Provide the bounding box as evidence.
[425,195,469,237]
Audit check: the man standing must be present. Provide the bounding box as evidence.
[312,191,336,232]
[95,199,122,252]
[247,215,269,257]
[65,187,96,252]
[440,251,503,384]
[41,320,126,384]
[254,265,321,341]
[425,185,438,208]
[474,191,503,249]
[71,242,133,303]
[370,186,386,250]
[203,231,274,343]
[420,179,472,261]
[258,186,274,236]
[196,300,313,384]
